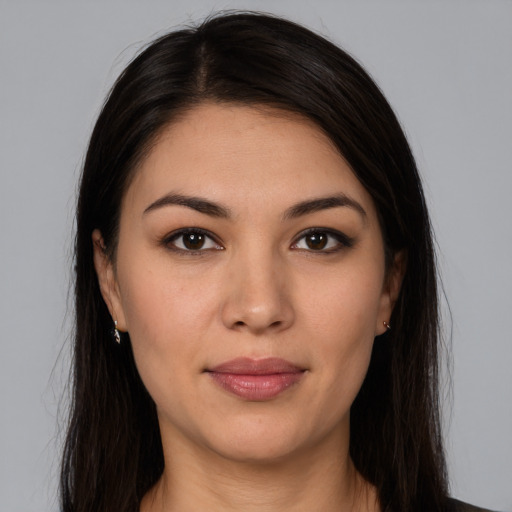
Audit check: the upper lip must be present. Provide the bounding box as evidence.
[208,357,304,375]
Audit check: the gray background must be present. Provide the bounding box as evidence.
[1,1,511,510]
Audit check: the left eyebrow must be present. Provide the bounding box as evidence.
[282,194,367,221]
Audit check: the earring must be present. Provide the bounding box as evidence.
[383,321,391,330]
[113,320,121,344]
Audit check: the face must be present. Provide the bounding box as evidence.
[94,103,401,463]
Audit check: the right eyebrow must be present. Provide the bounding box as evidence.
[143,193,232,218]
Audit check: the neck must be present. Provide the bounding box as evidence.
[141,427,380,512]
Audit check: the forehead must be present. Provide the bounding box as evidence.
[124,102,377,219]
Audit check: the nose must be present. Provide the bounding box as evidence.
[220,248,295,335]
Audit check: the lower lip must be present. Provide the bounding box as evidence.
[208,372,304,400]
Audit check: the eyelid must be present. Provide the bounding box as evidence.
[162,227,224,253]
[291,227,355,252]
[161,226,353,254]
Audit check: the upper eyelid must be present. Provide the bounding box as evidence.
[290,228,355,253]
[162,227,352,249]
[164,228,223,249]
[292,227,352,242]
[166,227,218,240]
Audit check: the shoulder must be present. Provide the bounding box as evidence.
[447,498,502,512]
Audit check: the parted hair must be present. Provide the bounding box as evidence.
[61,12,448,512]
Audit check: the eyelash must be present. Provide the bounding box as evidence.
[162,228,223,255]
[162,227,354,255]
[291,228,355,253]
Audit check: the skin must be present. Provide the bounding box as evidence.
[94,103,403,512]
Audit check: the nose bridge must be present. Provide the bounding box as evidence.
[221,241,294,334]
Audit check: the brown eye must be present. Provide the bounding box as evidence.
[292,229,354,253]
[182,232,205,250]
[305,232,328,250]
[166,229,223,253]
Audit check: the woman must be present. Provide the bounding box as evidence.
[61,12,495,512]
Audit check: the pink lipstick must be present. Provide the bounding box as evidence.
[207,357,305,401]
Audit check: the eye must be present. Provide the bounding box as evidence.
[292,229,354,252]
[164,229,223,253]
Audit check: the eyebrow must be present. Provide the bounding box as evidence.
[143,193,231,218]
[282,194,367,221]
[143,192,366,221]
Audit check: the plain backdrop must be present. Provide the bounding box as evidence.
[1,1,511,511]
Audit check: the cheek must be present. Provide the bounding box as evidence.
[299,263,383,405]
[115,257,218,397]
[118,251,218,338]
[302,261,384,340]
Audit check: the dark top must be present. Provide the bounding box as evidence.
[386,498,500,512]
[448,498,501,512]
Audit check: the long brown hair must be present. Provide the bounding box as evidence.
[62,12,448,511]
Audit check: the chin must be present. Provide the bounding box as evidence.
[199,414,320,465]
[212,437,304,465]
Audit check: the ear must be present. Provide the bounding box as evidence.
[92,229,127,332]
[375,250,406,336]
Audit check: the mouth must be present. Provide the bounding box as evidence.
[205,357,306,401]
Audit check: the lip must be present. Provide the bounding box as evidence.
[206,357,305,401]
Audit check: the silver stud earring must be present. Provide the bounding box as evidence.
[113,320,121,344]
[383,321,391,330]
